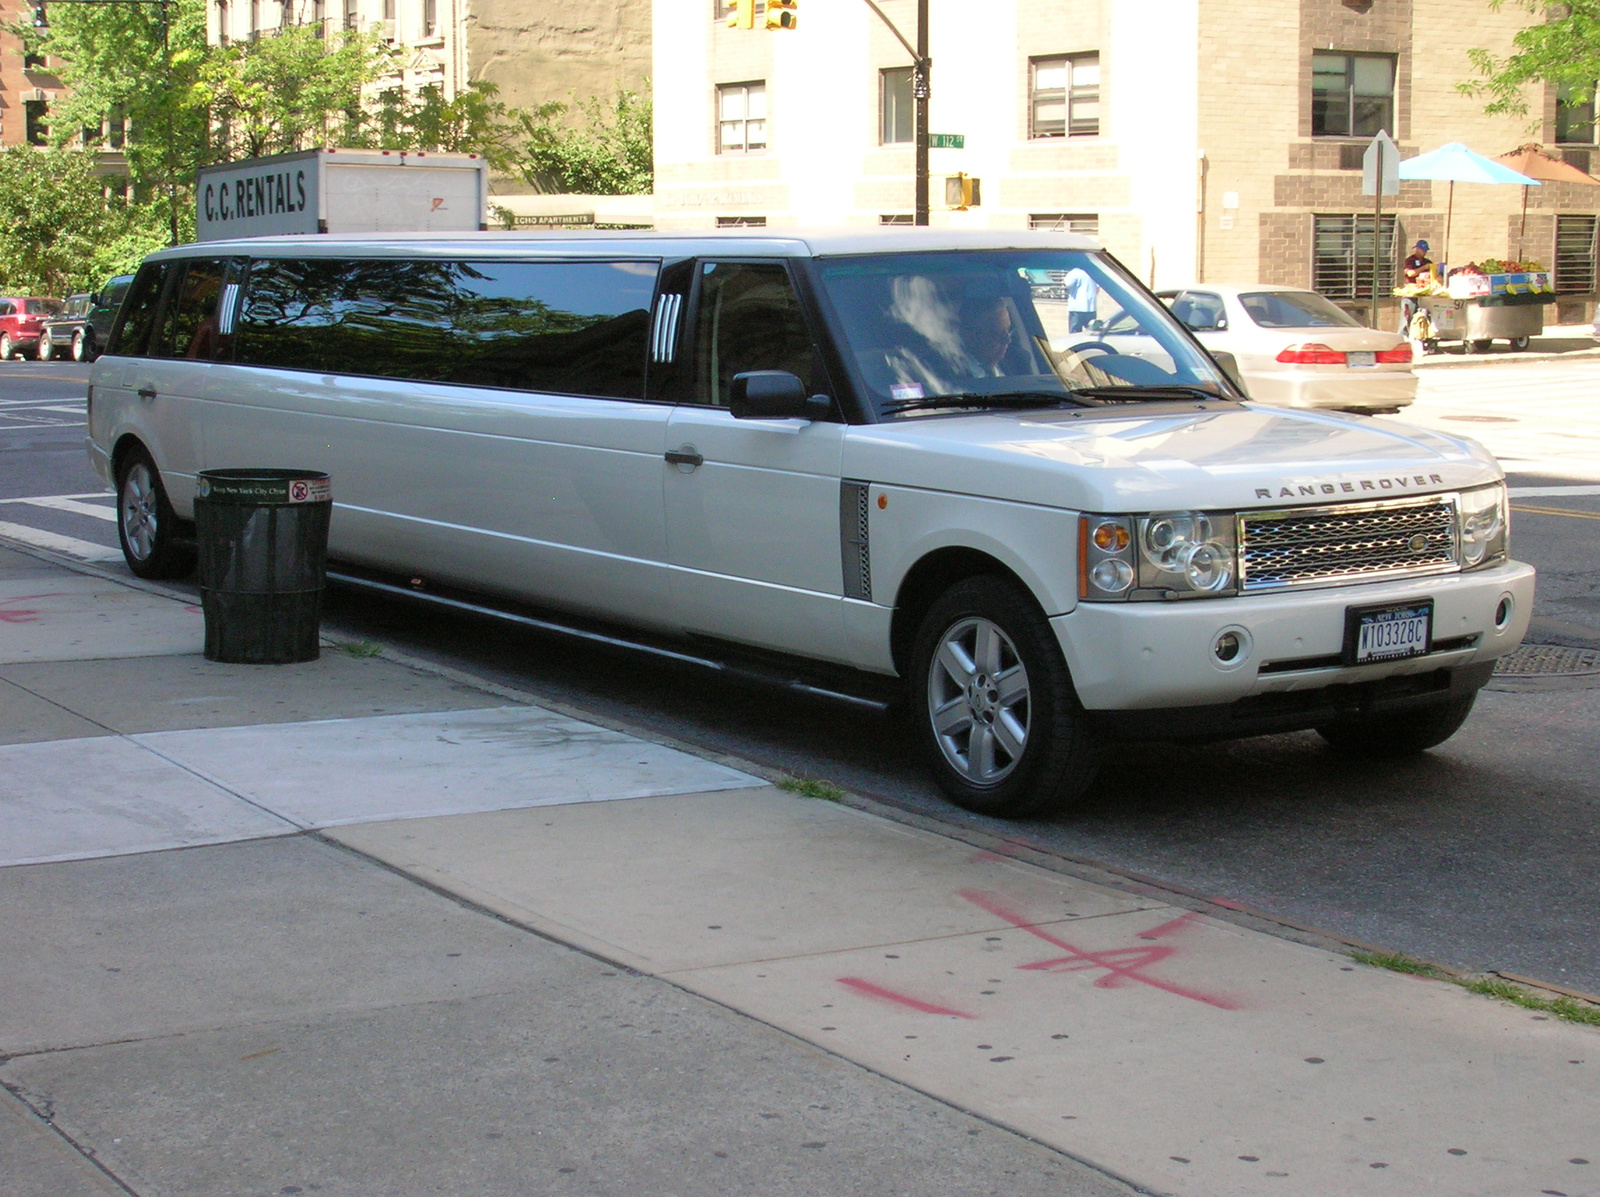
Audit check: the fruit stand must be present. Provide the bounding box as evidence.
[1396,260,1552,352]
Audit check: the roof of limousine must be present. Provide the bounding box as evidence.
[145,228,1105,260]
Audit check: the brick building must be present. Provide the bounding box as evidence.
[653,0,1600,322]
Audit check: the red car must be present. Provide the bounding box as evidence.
[0,297,65,360]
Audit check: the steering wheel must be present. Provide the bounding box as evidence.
[1065,340,1120,357]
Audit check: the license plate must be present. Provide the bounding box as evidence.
[1344,601,1433,665]
[1346,351,1376,368]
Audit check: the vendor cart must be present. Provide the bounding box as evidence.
[1415,271,1551,352]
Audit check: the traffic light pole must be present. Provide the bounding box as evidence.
[861,0,930,225]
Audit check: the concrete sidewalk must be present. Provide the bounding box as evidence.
[1412,323,1600,368]
[2,542,1597,1197]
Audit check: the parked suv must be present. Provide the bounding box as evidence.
[39,293,92,361]
[0,297,64,360]
[87,231,1533,819]
[39,275,133,362]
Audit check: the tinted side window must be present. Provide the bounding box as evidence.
[153,259,229,360]
[235,258,656,399]
[692,262,818,407]
[107,262,170,357]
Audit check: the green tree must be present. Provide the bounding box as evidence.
[0,148,166,295]
[518,89,653,195]
[1460,1,1600,122]
[365,80,526,172]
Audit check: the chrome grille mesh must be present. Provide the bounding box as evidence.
[1240,497,1458,591]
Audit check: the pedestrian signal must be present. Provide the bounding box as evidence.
[945,173,981,210]
[766,0,797,29]
[726,0,755,28]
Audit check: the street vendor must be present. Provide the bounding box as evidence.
[1399,239,1433,335]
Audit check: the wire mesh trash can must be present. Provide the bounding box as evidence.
[195,469,332,664]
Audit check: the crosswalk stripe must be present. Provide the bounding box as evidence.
[0,521,123,562]
[1507,485,1600,497]
[16,496,117,521]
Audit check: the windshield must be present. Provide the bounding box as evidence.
[1238,291,1360,329]
[813,250,1231,418]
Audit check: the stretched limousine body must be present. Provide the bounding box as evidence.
[88,230,1534,817]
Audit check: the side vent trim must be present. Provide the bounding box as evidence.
[840,480,872,601]
[651,292,683,364]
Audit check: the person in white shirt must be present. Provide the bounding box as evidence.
[1064,268,1100,333]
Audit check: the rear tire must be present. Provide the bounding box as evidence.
[1316,692,1478,758]
[0,333,13,360]
[116,446,195,580]
[1511,335,1531,351]
[909,575,1099,819]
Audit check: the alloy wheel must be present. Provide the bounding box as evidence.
[926,616,1031,786]
[120,461,159,561]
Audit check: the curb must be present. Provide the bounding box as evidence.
[1414,346,1600,369]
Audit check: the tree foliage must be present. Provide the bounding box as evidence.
[0,149,167,294]
[365,80,526,173]
[519,90,653,195]
[1460,0,1600,119]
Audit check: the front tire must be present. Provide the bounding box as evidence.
[116,447,195,579]
[38,336,54,362]
[1511,335,1531,351]
[1316,692,1478,758]
[72,330,90,362]
[909,575,1099,819]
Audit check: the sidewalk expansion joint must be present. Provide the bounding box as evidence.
[0,1077,144,1197]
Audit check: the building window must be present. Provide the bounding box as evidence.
[1031,54,1099,138]
[716,215,767,227]
[1312,213,1397,300]
[881,67,913,145]
[24,51,45,70]
[217,0,229,44]
[717,82,766,153]
[423,0,437,35]
[24,100,48,146]
[1555,214,1598,295]
[1312,52,1394,137]
[1030,213,1099,236]
[879,214,913,225]
[1556,85,1597,146]
[108,105,126,149]
[713,0,763,18]
[343,0,357,27]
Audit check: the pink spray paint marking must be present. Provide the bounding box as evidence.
[837,977,978,1019]
[959,889,1240,1011]
[0,593,69,624]
[966,835,1037,865]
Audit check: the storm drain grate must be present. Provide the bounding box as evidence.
[1493,645,1600,677]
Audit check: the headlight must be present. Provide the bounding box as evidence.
[1137,511,1237,595]
[1459,483,1507,569]
[1079,511,1237,601]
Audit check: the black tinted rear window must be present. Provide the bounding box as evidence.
[234,257,657,398]
[107,262,170,356]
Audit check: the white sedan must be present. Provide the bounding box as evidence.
[1155,285,1417,413]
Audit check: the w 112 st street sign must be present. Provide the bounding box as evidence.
[928,133,965,149]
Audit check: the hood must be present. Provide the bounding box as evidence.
[842,403,1501,513]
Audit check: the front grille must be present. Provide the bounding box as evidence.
[1239,496,1458,592]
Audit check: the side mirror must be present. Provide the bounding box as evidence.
[729,370,832,420]
[1209,349,1249,398]
[88,292,99,306]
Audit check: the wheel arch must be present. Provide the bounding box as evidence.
[889,546,1042,678]
[110,432,153,483]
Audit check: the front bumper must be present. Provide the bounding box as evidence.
[1053,559,1534,715]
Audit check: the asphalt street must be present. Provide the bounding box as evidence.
[4,359,1597,994]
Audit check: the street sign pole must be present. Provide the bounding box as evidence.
[1362,130,1400,331]
[862,0,930,224]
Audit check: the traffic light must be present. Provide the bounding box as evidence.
[945,174,981,210]
[726,0,754,28]
[766,0,797,29]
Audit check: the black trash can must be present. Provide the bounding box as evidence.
[195,469,332,664]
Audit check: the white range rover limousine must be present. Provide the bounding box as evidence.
[88,230,1533,818]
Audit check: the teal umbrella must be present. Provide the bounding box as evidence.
[1397,142,1540,269]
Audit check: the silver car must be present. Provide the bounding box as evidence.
[1157,285,1417,414]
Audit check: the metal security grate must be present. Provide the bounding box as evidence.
[1555,214,1598,296]
[1239,496,1458,592]
[1312,213,1398,301]
[839,480,872,601]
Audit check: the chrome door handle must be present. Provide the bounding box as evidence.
[664,446,703,469]
[136,387,157,401]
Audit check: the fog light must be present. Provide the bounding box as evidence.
[1211,626,1252,671]
[1494,594,1514,631]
